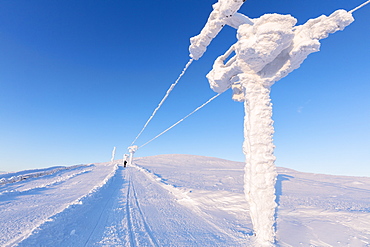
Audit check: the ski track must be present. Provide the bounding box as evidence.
[15,166,123,247]
[8,163,247,247]
[0,163,118,247]
[125,170,159,247]
[0,165,91,186]
[0,165,93,196]
[4,155,369,246]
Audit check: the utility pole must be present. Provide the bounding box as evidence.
[127,145,138,166]
[111,146,116,162]
[190,0,354,245]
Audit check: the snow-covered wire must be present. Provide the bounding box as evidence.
[350,0,370,13]
[139,93,222,149]
[130,58,194,146]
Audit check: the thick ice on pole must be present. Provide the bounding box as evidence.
[207,10,354,93]
[206,9,354,246]
[128,145,138,166]
[111,147,116,162]
[189,0,251,60]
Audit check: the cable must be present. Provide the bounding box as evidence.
[130,0,370,149]
[350,0,370,13]
[139,93,222,149]
[130,58,194,146]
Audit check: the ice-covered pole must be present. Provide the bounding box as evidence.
[128,145,138,166]
[206,9,354,246]
[111,146,116,162]
[242,77,277,245]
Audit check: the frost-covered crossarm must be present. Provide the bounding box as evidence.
[206,9,354,97]
[189,0,251,60]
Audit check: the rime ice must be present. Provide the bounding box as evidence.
[189,0,249,60]
[207,10,354,92]
[204,7,354,246]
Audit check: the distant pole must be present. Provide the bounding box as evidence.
[111,146,116,162]
[128,145,138,166]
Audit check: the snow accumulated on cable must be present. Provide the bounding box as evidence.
[189,0,251,60]
[205,8,354,246]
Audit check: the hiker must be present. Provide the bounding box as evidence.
[123,154,129,168]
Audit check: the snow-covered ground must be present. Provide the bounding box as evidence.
[1,154,369,246]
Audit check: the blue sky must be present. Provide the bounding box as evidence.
[1,0,369,176]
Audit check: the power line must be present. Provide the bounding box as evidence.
[350,0,370,13]
[130,58,194,146]
[139,93,222,149]
[129,0,370,151]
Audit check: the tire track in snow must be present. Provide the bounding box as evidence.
[126,168,160,247]
[131,178,160,247]
[125,178,136,247]
[83,167,124,247]
[14,164,122,247]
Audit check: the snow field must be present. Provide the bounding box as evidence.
[1,154,370,246]
[135,154,370,246]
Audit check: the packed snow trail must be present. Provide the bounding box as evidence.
[0,163,117,247]
[11,163,250,247]
[2,155,370,246]
[16,166,129,247]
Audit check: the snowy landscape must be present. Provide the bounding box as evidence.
[1,0,370,246]
[1,154,370,246]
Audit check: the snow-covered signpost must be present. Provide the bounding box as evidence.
[190,0,354,245]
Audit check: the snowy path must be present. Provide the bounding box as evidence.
[16,166,128,246]
[4,163,249,246]
[0,164,114,247]
[2,154,370,246]
[123,166,245,246]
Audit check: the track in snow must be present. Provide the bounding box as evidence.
[125,172,159,247]
[16,166,128,246]
[13,165,246,246]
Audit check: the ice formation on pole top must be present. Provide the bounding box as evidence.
[207,10,354,96]
[128,145,138,166]
[189,0,250,60]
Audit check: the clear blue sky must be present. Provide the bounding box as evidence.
[1,0,369,177]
